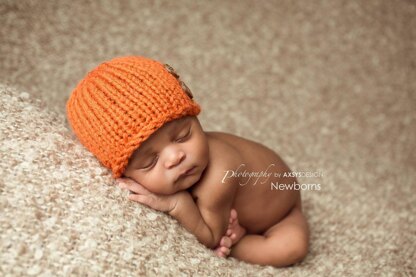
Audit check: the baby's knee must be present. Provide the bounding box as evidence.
[268,223,309,267]
[290,238,309,264]
[286,228,309,265]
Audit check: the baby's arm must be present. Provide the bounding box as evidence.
[117,165,238,249]
[117,179,206,242]
[168,191,224,248]
[169,167,239,249]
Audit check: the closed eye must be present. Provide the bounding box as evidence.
[141,155,158,170]
[175,127,191,143]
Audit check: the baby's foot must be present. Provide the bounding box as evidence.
[226,209,246,246]
[214,209,246,258]
[214,236,232,258]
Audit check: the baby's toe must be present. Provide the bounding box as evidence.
[230,209,238,220]
[220,246,230,256]
[219,236,232,248]
[215,250,225,257]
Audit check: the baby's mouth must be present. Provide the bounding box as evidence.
[175,166,197,182]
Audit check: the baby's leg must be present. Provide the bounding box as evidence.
[229,199,309,267]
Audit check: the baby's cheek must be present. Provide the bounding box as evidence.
[196,136,209,160]
[130,171,151,188]
[149,167,169,186]
[192,143,205,162]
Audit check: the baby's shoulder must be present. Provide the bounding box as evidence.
[195,132,244,189]
[192,133,242,208]
[205,132,242,169]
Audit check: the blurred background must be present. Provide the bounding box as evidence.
[1,0,415,274]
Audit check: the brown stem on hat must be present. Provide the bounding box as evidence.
[164,64,194,99]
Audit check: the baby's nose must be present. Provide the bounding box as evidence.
[164,150,185,168]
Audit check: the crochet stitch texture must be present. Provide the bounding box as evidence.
[66,56,201,178]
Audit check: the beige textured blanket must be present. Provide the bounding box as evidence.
[1,0,415,275]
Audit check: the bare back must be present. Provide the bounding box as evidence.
[190,131,300,234]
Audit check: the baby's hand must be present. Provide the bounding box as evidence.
[117,178,179,213]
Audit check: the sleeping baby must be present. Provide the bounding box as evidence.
[66,56,309,267]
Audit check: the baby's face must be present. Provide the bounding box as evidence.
[123,116,209,195]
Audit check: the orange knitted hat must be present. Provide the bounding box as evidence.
[66,56,201,178]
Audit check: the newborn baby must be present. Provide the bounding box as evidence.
[66,56,309,267]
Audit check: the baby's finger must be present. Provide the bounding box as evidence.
[128,193,171,212]
[116,177,140,186]
[117,178,151,195]
[128,194,149,205]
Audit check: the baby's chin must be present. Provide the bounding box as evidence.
[176,171,203,192]
[174,179,192,192]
